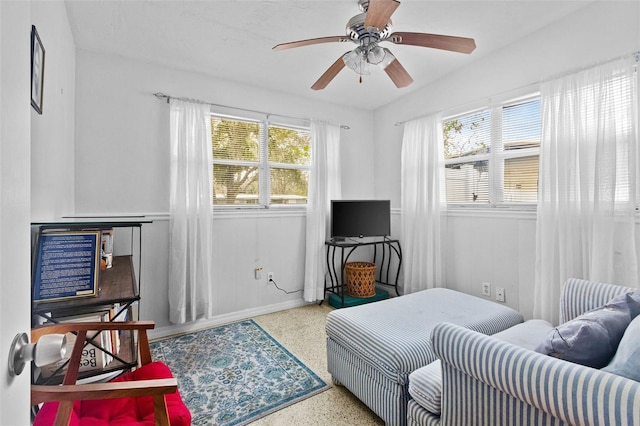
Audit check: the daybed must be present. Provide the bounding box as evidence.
[326,288,524,425]
[408,278,640,426]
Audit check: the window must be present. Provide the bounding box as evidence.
[444,95,541,206]
[211,114,310,207]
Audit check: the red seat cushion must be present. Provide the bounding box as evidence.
[34,361,191,426]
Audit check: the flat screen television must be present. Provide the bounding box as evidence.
[331,200,391,239]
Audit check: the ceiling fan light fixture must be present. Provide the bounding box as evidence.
[343,47,371,75]
[380,47,397,69]
[367,44,386,65]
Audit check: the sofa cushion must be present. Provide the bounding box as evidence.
[602,314,640,381]
[409,319,553,416]
[409,360,442,415]
[492,319,554,350]
[534,292,637,368]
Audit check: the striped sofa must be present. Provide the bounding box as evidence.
[325,288,524,425]
[410,279,640,426]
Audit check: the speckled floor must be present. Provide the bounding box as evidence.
[251,303,384,426]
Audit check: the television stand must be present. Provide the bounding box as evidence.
[324,238,402,308]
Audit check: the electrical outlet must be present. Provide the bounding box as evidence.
[255,267,262,280]
[267,272,274,282]
[496,287,505,302]
[481,282,491,297]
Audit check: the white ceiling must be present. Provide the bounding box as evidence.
[64,0,593,110]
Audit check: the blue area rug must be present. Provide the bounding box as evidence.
[150,319,329,426]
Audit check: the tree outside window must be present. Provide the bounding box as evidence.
[211,115,310,206]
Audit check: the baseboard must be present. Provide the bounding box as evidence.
[148,298,310,340]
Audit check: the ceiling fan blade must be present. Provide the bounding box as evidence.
[311,54,348,90]
[273,36,351,51]
[383,57,413,88]
[388,32,476,54]
[364,0,400,30]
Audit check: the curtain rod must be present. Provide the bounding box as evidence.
[153,92,350,130]
[394,50,640,127]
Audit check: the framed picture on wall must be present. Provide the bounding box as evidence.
[31,25,45,114]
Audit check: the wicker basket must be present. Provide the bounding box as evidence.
[344,262,377,298]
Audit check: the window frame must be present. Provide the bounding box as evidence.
[443,91,541,210]
[210,110,311,211]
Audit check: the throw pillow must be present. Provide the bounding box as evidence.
[625,291,640,318]
[602,314,640,381]
[534,292,634,368]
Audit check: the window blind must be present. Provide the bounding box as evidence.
[211,115,311,206]
[444,96,541,205]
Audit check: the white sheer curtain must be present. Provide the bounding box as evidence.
[169,99,215,324]
[534,56,639,324]
[303,120,341,302]
[401,114,446,294]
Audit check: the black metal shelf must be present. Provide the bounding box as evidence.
[324,237,402,307]
[30,220,149,385]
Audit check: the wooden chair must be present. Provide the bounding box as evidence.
[31,321,191,426]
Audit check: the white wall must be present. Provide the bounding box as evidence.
[30,0,75,221]
[373,1,640,319]
[1,2,33,424]
[73,50,375,332]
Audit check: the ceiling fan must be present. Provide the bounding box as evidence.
[273,0,476,90]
